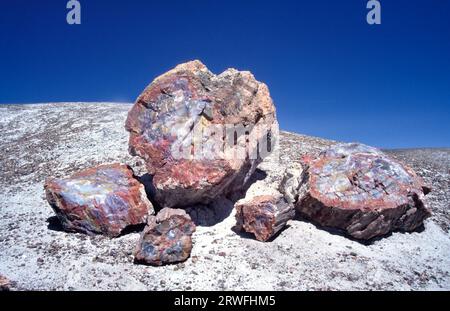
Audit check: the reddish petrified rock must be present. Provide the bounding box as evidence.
[293,143,431,240]
[125,60,278,208]
[134,208,196,266]
[45,164,154,237]
[235,195,295,242]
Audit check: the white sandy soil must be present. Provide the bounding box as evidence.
[0,103,449,290]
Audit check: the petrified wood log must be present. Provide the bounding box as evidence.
[44,164,153,237]
[235,195,295,242]
[125,60,278,208]
[294,143,431,240]
[134,208,196,266]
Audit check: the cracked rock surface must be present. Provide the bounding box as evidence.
[290,143,431,240]
[134,208,196,266]
[235,195,295,242]
[125,60,278,208]
[45,164,154,237]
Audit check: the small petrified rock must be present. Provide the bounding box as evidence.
[125,60,278,208]
[0,275,12,291]
[293,143,431,240]
[44,164,154,237]
[134,208,196,266]
[279,165,303,204]
[235,195,295,242]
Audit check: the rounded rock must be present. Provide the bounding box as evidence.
[125,60,278,208]
[295,143,431,240]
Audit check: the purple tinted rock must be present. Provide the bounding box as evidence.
[44,164,154,237]
[125,60,278,208]
[294,143,431,240]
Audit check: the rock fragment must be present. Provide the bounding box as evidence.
[125,60,278,208]
[0,275,12,291]
[235,195,295,242]
[293,143,431,240]
[279,165,303,204]
[134,208,196,266]
[44,164,153,237]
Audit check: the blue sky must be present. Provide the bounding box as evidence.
[0,0,449,148]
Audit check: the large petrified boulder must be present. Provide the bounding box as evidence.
[134,208,196,266]
[286,143,431,240]
[235,195,295,242]
[125,60,278,208]
[45,164,154,237]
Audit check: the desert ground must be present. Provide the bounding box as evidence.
[0,103,449,290]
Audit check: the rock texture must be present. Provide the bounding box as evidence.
[134,208,196,266]
[235,195,295,242]
[45,164,153,237]
[291,143,431,240]
[280,165,304,204]
[125,60,278,208]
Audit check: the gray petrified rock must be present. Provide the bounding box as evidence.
[285,143,431,240]
[279,164,303,204]
[134,208,196,266]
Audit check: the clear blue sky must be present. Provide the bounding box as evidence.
[0,1,449,148]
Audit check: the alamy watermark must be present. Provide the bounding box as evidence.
[367,0,381,25]
[62,0,376,162]
[67,0,81,25]
[169,121,279,161]
[66,1,380,26]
